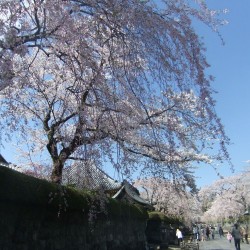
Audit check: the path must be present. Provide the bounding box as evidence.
[199,235,249,250]
[169,236,249,250]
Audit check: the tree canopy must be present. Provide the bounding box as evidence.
[134,177,201,224]
[0,0,230,184]
[199,170,250,222]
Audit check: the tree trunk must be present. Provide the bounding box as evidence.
[51,160,64,184]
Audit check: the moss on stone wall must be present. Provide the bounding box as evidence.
[0,166,148,250]
[0,166,88,210]
[107,198,148,220]
[0,166,147,220]
[148,211,180,224]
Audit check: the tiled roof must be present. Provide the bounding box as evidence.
[0,154,9,167]
[113,180,153,208]
[62,163,122,191]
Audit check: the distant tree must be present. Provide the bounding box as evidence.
[199,172,250,222]
[134,177,202,224]
[0,0,230,184]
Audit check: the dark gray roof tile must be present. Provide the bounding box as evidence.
[0,154,9,167]
[62,163,121,191]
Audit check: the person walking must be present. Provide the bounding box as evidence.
[243,225,249,244]
[240,226,244,243]
[176,228,183,246]
[211,227,215,240]
[200,227,205,242]
[205,226,210,240]
[193,226,199,242]
[227,231,233,243]
[232,223,242,250]
[219,226,224,238]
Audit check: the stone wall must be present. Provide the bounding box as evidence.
[0,166,148,250]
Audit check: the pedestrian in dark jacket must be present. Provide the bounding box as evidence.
[231,223,242,250]
[219,226,224,238]
[206,226,210,240]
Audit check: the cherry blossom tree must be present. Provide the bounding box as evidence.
[134,177,202,224]
[0,0,231,184]
[199,172,250,223]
